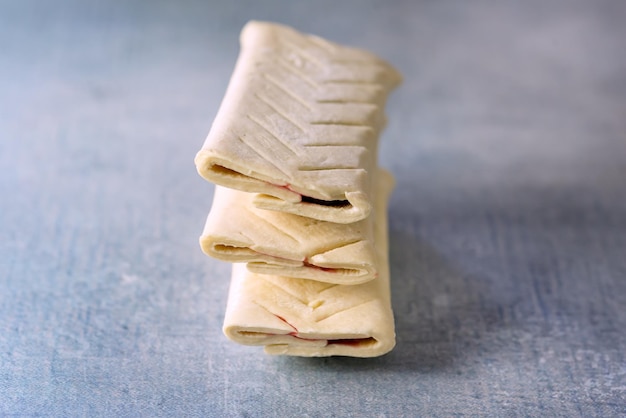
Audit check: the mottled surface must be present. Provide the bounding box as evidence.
[1,0,625,416]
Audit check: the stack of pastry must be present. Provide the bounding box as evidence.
[195,21,401,357]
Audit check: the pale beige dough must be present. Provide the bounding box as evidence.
[200,170,393,285]
[222,170,395,357]
[194,20,401,223]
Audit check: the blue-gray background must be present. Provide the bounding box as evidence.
[1,0,625,416]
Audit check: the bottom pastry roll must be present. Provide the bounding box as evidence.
[222,171,395,357]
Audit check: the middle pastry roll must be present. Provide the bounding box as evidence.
[200,169,392,285]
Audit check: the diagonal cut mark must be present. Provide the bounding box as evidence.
[255,277,308,306]
[250,211,302,244]
[275,57,318,89]
[263,73,313,111]
[313,299,375,323]
[247,114,300,156]
[309,239,362,259]
[255,93,306,132]
[236,135,292,178]
[318,284,339,294]
[252,301,299,331]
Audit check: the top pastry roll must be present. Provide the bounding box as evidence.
[195,21,401,223]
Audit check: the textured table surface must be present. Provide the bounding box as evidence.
[1,0,625,416]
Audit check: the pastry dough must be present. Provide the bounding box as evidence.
[200,170,393,285]
[194,20,401,223]
[222,171,395,357]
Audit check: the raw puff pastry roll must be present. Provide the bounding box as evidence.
[222,171,395,357]
[195,20,401,224]
[200,170,393,285]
